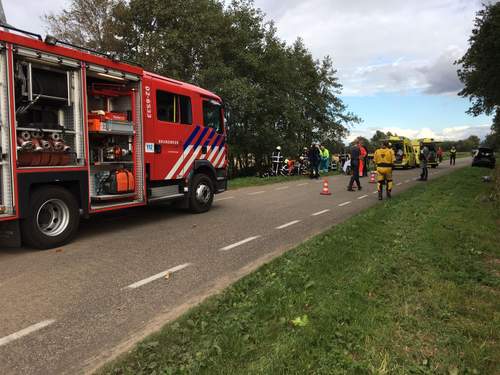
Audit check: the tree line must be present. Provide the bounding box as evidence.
[44,0,360,177]
[457,2,500,151]
[345,132,481,154]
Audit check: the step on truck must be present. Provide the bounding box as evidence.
[0,26,228,249]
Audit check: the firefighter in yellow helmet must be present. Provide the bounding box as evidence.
[373,141,395,200]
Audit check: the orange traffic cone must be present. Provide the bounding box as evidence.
[369,171,376,184]
[320,179,332,195]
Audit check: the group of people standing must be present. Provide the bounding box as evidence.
[346,141,394,200]
[306,143,331,179]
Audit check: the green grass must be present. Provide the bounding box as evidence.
[100,166,500,375]
[228,170,340,190]
[442,152,471,161]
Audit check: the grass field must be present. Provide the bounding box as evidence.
[228,170,340,190]
[442,151,471,161]
[100,165,499,375]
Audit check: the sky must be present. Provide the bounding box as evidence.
[3,0,497,142]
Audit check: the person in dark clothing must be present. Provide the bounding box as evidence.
[449,146,457,166]
[308,143,321,179]
[419,143,429,181]
[347,146,362,191]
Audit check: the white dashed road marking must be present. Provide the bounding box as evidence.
[275,186,289,191]
[338,201,352,207]
[312,209,330,216]
[397,182,402,186]
[124,263,192,290]
[405,180,410,183]
[0,320,56,347]
[248,191,265,196]
[297,183,309,187]
[276,220,301,230]
[358,195,369,200]
[372,191,378,194]
[220,236,261,251]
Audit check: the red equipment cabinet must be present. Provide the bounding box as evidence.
[0,26,228,249]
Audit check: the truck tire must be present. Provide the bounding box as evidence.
[189,174,214,214]
[21,186,80,249]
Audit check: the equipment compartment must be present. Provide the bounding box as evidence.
[86,69,143,208]
[13,48,85,168]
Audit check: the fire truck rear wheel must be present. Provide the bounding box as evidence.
[189,174,214,213]
[21,186,80,250]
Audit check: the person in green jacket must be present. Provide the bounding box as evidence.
[319,145,330,173]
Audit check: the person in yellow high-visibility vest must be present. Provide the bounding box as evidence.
[373,141,395,200]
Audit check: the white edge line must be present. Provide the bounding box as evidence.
[312,209,330,216]
[215,196,234,202]
[124,263,192,290]
[298,183,309,186]
[275,220,301,230]
[275,186,289,190]
[357,195,369,200]
[338,201,352,207]
[248,191,265,196]
[0,320,56,347]
[220,236,261,251]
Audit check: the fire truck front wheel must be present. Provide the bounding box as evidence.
[21,186,80,249]
[189,174,214,213]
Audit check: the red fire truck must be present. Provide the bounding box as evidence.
[0,26,227,249]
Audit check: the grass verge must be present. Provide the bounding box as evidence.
[228,170,340,190]
[100,166,500,375]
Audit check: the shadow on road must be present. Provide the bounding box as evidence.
[0,203,223,254]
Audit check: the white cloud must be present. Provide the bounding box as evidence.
[3,0,488,97]
[3,0,69,36]
[346,124,491,143]
[255,0,485,96]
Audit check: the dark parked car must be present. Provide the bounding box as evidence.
[472,147,496,169]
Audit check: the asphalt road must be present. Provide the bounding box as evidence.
[0,158,471,374]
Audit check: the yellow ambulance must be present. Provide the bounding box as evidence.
[412,138,440,168]
[389,136,417,169]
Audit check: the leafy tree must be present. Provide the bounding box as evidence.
[457,2,500,148]
[45,0,360,176]
[349,137,372,151]
[370,130,391,149]
[44,0,125,52]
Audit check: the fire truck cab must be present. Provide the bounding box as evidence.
[0,27,227,249]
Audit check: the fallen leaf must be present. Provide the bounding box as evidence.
[164,272,171,280]
[291,315,309,327]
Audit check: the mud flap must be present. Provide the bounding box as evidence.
[0,220,22,248]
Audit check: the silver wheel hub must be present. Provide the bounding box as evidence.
[195,183,211,204]
[36,199,70,237]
